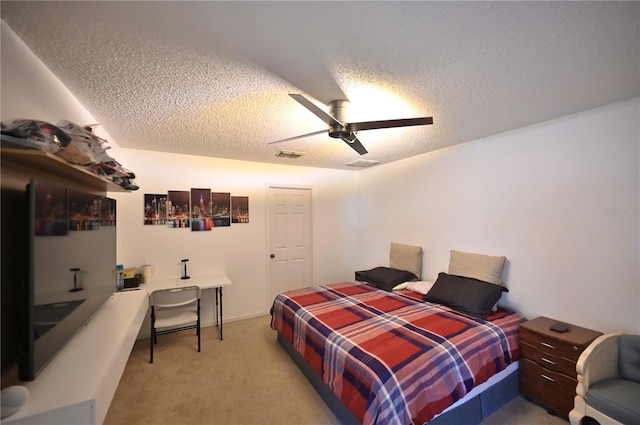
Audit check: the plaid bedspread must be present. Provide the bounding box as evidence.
[270,281,526,425]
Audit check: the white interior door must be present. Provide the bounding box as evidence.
[267,187,312,305]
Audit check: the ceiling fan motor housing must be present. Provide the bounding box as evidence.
[328,99,352,139]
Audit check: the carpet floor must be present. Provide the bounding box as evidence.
[104,315,567,425]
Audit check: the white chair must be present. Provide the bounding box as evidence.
[149,286,201,363]
[569,333,640,425]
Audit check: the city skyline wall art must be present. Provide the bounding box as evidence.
[231,196,249,223]
[211,192,231,227]
[191,188,213,231]
[143,190,249,230]
[167,190,190,228]
[144,193,167,225]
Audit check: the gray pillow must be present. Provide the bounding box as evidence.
[355,267,418,292]
[423,272,508,320]
[619,334,640,383]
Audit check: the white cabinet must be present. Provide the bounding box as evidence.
[4,290,148,425]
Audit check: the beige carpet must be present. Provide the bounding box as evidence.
[104,315,567,425]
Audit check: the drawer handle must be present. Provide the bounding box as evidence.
[541,342,556,349]
[541,374,556,383]
[541,357,556,365]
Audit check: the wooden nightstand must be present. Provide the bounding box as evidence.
[519,316,602,419]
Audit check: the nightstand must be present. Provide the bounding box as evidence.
[519,316,602,419]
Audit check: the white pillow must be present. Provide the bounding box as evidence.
[392,281,434,295]
[406,281,434,295]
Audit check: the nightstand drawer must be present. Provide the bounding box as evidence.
[519,357,576,417]
[520,341,577,377]
[520,327,583,361]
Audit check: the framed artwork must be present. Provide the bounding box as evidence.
[190,188,213,231]
[211,192,231,227]
[33,181,67,236]
[167,190,190,228]
[231,196,249,223]
[144,193,167,225]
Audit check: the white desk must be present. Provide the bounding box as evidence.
[145,273,231,340]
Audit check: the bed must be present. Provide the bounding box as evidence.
[269,246,527,425]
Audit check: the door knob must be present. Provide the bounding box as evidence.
[270,254,275,259]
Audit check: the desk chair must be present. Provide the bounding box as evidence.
[149,286,201,363]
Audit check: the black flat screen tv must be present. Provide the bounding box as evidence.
[20,180,117,381]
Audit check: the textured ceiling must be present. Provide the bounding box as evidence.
[1,1,638,170]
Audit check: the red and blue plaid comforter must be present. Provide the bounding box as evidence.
[270,281,526,425]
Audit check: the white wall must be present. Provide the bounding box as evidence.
[357,98,640,334]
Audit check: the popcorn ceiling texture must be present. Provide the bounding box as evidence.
[1,2,638,170]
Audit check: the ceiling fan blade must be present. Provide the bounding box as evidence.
[341,134,368,155]
[348,116,433,132]
[289,94,343,127]
[268,129,327,145]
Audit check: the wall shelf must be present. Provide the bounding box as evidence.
[1,147,128,192]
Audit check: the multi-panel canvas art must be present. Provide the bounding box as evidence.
[191,188,212,231]
[167,190,190,228]
[143,189,248,230]
[231,196,249,223]
[144,194,167,225]
[211,192,231,227]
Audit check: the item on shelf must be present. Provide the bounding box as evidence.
[1,118,139,190]
[87,161,138,191]
[55,120,109,165]
[1,119,70,153]
[56,121,139,190]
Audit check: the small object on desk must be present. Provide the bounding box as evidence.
[181,258,190,280]
[1,385,29,418]
[123,268,137,279]
[116,264,125,290]
[69,267,82,292]
[550,322,570,333]
[124,274,142,289]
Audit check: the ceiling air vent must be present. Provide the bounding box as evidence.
[346,159,380,168]
[275,150,305,159]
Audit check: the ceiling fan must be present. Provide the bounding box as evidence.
[270,94,434,155]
